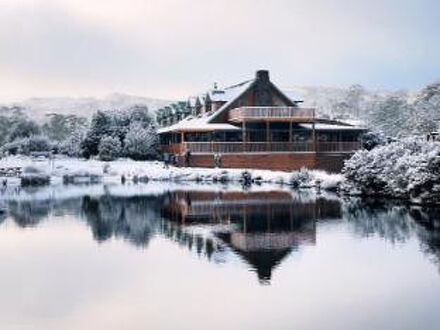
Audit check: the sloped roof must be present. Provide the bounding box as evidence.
[207,75,298,123]
[206,80,255,123]
[157,115,240,133]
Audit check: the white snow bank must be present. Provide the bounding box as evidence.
[0,155,343,190]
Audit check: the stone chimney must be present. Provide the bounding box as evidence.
[256,70,270,82]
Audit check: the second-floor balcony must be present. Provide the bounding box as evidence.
[229,106,315,123]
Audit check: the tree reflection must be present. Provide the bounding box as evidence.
[80,195,161,247]
[343,198,416,244]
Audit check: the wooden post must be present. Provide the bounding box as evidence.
[289,121,292,142]
[242,120,246,152]
[266,121,270,152]
[312,108,317,152]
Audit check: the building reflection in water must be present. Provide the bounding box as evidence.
[161,190,342,283]
[1,187,440,284]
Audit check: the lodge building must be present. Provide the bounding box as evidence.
[157,70,366,172]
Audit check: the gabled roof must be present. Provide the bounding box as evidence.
[207,71,297,123]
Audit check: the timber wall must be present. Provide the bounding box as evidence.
[176,152,351,173]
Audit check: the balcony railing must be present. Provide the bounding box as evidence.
[229,106,315,122]
[178,141,361,153]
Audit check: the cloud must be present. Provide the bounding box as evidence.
[0,0,438,101]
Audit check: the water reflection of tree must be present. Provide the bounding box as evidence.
[410,207,440,270]
[0,211,6,225]
[345,198,440,271]
[5,198,83,227]
[80,195,161,247]
[343,199,417,244]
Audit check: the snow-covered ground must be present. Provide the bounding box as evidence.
[0,155,343,190]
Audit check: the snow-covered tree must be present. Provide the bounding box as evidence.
[81,111,113,158]
[98,135,122,161]
[80,106,155,159]
[8,117,41,142]
[343,137,440,204]
[43,113,87,142]
[411,82,440,134]
[368,94,412,137]
[59,129,84,157]
[2,135,52,155]
[0,114,11,146]
[123,122,159,160]
[346,84,365,119]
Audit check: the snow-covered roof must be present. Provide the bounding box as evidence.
[158,71,302,133]
[207,80,255,122]
[157,115,240,133]
[299,123,367,131]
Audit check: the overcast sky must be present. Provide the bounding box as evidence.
[0,0,439,101]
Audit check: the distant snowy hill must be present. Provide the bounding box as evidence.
[1,93,173,121]
[284,85,394,118]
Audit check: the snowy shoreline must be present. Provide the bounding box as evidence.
[0,155,343,190]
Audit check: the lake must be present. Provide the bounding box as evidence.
[1,183,440,330]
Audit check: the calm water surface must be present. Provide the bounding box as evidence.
[1,184,440,330]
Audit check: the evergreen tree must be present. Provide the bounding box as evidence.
[98,135,122,161]
[81,111,112,158]
[123,122,159,160]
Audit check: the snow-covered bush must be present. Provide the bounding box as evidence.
[342,137,440,204]
[240,171,252,185]
[289,168,312,188]
[123,122,159,160]
[98,136,122,161]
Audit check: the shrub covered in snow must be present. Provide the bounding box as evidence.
[123,122,159,160]
[342,137,440,204]
[98,136,122,161]
[289,168,312,188]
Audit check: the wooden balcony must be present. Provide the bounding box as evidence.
[229,106,315,123]
[183,141,361,154]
